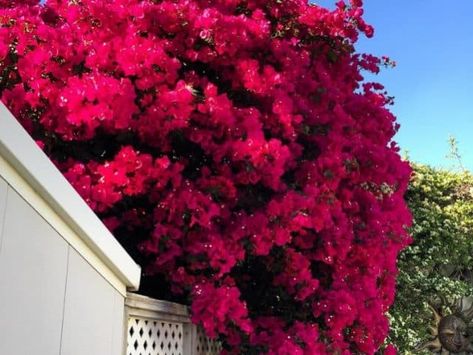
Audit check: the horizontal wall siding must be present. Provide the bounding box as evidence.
[0,184,125,355]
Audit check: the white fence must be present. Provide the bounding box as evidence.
[125,293,221,355]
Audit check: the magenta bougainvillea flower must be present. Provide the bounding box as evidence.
[0,0,411,353]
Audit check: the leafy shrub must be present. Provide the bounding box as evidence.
[389,164,473,353]
[1,0,411,353]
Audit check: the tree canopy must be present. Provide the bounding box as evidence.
[390,164,473,353]
[1,1,411,353]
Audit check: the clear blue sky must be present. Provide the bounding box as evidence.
[317,0,473,172]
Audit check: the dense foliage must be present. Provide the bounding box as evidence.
[1,0,411,353]
[390,164,473,353]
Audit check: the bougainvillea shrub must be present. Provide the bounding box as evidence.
[0,0,412,353]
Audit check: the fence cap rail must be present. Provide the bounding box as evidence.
[0,103,141,291]
[126,292,190,317]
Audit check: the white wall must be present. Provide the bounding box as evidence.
[0,103,141,293]
[0,103,143,355]
[0,177,125,355]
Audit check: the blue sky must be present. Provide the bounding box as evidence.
[317,0,473,171]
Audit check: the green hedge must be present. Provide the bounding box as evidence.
[389,164,473,352]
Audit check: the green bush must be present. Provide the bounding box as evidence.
[389,164,473,353]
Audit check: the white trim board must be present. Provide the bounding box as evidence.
[0,103,141,293]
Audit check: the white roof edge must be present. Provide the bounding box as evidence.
[0,103,141,290]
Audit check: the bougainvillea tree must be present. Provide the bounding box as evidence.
[0,0,412,353]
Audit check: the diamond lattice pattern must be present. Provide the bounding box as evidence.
[127,318,183,355]
[195,327,222,355]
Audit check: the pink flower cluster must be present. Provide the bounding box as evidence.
[0,0,411,353]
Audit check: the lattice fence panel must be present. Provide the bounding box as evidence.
[127,317,184,355]
[195,327,222,355]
